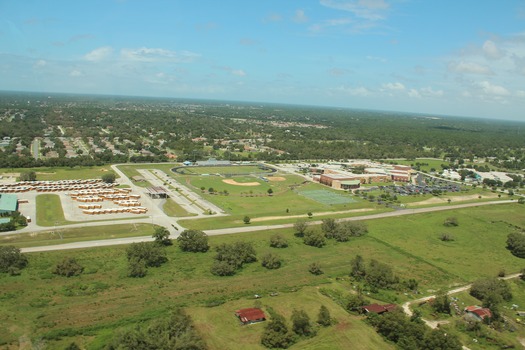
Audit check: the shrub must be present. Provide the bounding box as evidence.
[308,262,323,275]
[53,257,84,277]
[293,219,308,237]
[261,253,282,269]
[317,305,331,326]
[303,230,326,248]
[210,260,237,276]
[439,233,454,242]
[443,217,458,227]
[269,233,288,248]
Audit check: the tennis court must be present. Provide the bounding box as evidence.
[298,190,357,205]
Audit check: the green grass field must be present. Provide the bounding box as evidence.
[1,203,524,348]
[0,223,156,248]
[188,286,395,350]
[175,165,271,176]
[0,166,114,181]
[36,194,70,226]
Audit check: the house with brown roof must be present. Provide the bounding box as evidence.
[361,303,397,315]
[235,308,266,325]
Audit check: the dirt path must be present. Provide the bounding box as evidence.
[407,193,498,206]
[402,273,522,349]
[250,208,374,222]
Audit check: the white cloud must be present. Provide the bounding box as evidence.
[69,70,83,77]
[482,40,503,60]
[366,55,386,63]
[84,46,113,62]
[120,47,200,63]
[476,81,510,96]
[381,82,405,91]
[420,87,444,97]
[33,59,47,68]
[328,67,350,76]
[215,66,247,77]
[448,61,493,75]
[239,38,258,46]
[332,85,370,96]
[320,0,389,20]
[264,13,283,22]
[516,90,525,97]
[232,69,246,77]
[407,89,420,98]
[407,87,444,99]
[294,9,308,23]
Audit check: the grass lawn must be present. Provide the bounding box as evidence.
[0,166,114,181]
[366,204,525,284]
[0,223,156,248]
[175,165,271,176]
[386,158,449,172]
[36,194,70,226]
[162,198,196,217]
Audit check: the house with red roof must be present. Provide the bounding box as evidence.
[464,306,492,321]
[235,308,266,325]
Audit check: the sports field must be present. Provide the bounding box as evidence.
[173,165,274,176]
[298,190,357,205]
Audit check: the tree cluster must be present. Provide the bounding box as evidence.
[261,307,325,349]
[506,232,525,258]
[0,246,28,276]
[321,219,368,242]
[126,242,168,278]
[106,309,207,350]
[368,309,462,350]
[349,255,414,292]
[177,229,210,252]
[210,241,256,276]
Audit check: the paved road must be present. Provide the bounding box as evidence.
[20,199,515,252]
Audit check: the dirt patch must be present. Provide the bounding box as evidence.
[222,179,261,187]
[408,193,498,206]
[268,176,286,182]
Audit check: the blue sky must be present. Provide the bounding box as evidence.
[1,1,525,120]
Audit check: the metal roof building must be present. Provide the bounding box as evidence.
[0,194,18,214]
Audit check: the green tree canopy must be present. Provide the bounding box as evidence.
[0,245,28,275]
[177,229,209,252]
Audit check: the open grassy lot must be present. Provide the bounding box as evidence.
[1,203,524,348]
[162,198,196,217]
[0,166,114,181]
[0,223,155,248]
[36,194,70,226]
[366,204,525,284]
